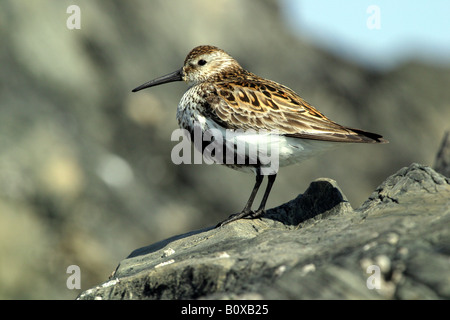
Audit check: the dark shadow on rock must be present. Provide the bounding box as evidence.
[127,226,215,258]
[434,130,450,177]
[264,177,353,226]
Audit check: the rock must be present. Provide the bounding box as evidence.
[78,163,450,300]
[434,131,450,177]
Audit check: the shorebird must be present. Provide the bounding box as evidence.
[132,45,387,227]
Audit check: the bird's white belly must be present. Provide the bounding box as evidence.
[177,101,340,175]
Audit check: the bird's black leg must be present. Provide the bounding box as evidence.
[250,173,277,219]
[216,169,264,227]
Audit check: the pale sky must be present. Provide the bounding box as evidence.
[282,0,450,70]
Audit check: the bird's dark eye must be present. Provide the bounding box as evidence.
[198,59,207,66]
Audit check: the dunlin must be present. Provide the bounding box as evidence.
[132,45,387,227]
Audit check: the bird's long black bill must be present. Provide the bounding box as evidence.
[132,69,183,92]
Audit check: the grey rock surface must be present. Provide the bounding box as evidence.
[78,163,450,300]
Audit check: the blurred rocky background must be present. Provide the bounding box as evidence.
[0,0,449,299]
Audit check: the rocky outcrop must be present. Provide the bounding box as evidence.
[78,163,450,300]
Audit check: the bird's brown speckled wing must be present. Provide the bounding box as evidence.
[205,74,387,143]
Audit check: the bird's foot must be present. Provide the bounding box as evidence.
[245,209,265,219]
[215,210,253,228]
[215,209,266,228]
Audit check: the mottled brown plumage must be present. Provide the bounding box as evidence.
[179,45,387,144]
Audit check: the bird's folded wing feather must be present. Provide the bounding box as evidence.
[205,77,386,143]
